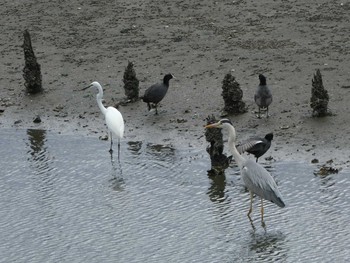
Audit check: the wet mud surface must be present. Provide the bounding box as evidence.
[1,0,350,167]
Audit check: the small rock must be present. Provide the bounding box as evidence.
[53,104,64,112]
[311,158,319,163]
[265,156,274,161]
[33,116,41,123]
[176,118,187,123]
[99,135,108,141]
[280,125,290,129]
[14,120,22,125]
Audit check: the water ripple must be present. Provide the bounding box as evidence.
[0,130,350,262]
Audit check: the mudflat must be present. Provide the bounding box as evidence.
[1,0,349,167]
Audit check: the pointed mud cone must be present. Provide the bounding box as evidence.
[310,69,329,117]
[123,61,139,102]
[205,115,230,176]
[221,73,247,114]
[22,30,42,94]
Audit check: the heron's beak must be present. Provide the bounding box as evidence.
[204,122,220,128]
[82,84,92,91]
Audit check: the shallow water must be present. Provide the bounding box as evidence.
[0,129,349,262]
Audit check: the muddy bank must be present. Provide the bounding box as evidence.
[1,0,349,168]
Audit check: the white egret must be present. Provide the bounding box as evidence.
[205,119,284,224]
[255,74,272,118]
[236,133,273,162]
[83,82,124,158]
[142,73,174,114]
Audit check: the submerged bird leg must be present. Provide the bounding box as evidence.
[147,102,151,111]
[247,191,254,218]
[109,132,113,153]
[256,157,258,163]
[117,138,121,161]
[155,104,158,115]
[261,198,266,228]
[260,198,264,222]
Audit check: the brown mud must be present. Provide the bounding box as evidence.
[1,0,350,168]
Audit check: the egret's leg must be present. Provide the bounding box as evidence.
[109,132,113,153]
[117,138,121,161]
[247,191,254,218]
[266,106,269,118]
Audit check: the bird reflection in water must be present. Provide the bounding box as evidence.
[247,230,287,261]
[109,151,124,192]
[207,171,227,203]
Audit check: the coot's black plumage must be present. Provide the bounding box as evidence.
[254,74,272,118]
[143,74,174,114]
[236,133,273,162]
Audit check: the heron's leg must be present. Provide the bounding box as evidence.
[147,102,151,111]
[256,157,258,163]
[260,198,264,222]
[257,107,261,119]
[261,198,266,229]
[155,104,158,115]
[266,106,269,118]
[109,132,113,153]
[247,191,254,218]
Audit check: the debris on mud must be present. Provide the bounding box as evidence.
[22,30,43,94]
[33,116,41,123]
[221,73,247,115]
[315,165,339,177]
[122,61,139,103]
[205,115,231,176]
[314,160,340,177]
[310,69,330,117]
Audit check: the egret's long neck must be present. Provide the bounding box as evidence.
[96,86,107,115]
[227,125,245,169]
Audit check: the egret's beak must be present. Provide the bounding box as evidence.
[82,84,93,91]
[204,122,220,129]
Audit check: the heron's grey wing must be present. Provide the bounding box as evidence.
[236,140,263,154]
[241,160,285,207]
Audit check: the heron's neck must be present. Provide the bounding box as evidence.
[96,88,107,115]
[227,125,245,169]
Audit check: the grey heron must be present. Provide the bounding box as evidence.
[205,119,284,223]
[83,82,124,158]
[142,73,174,114]
[255,74,272,118]
[236,133,273,162]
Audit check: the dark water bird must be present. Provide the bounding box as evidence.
[142,73,174,114]
[236,133,273,162]
[83,82,124,158]
[255,74,272,118]
[205,119,284,225]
